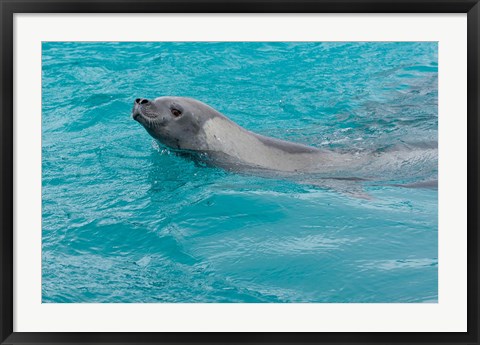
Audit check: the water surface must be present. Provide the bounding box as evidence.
[42,42,438,302]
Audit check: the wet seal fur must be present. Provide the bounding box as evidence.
[132,96,363,175]
[132,96,437,197]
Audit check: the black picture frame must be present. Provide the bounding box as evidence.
[1,1,478,344]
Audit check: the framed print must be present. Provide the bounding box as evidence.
[1,0,479,344]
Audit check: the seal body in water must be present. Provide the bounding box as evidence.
[132,96,437,197]
[132,96,366,176]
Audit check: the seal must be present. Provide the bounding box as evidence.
[132,96,365,176]
[132,96,438,197]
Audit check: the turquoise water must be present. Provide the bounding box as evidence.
[42,42,438,303]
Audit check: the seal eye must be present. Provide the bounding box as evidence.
[171,108,182,117]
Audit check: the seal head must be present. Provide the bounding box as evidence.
[132,96,214,151]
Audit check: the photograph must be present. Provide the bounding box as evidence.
[41,41,438,303]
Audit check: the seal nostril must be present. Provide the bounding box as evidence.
[135,98,141,104]
[140,99,149,105]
